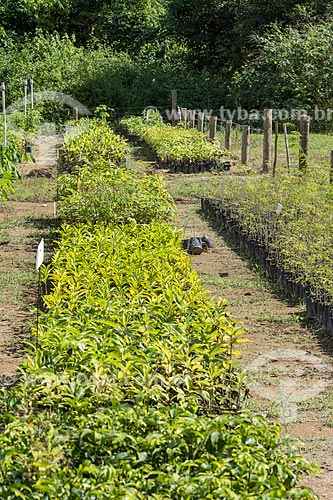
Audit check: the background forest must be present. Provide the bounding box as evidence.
[1,0,333,116]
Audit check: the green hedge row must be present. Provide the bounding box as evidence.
[120,115,227,172]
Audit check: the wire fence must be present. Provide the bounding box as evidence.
[70,98,332,176]
[195,113,307,173]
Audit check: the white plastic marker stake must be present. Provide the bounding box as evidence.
[36,238,44,270]
[276,203,282,216]
[36,238,44,346]
[53,201,56,218]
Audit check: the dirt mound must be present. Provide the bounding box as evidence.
[24,168,54,179]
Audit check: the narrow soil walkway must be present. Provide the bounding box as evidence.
[176,199,333,500]
[0,134,60,384]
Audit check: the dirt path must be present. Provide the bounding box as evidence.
[0,134,60,384]
[176,199,333,500]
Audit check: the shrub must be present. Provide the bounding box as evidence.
[0,143,22,199]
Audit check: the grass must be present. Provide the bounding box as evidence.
[216,125,333,169]
[243,397,287,420]
[125,144,158,172]
[165,172,224,199]
[0,258,36,310]
[0,228,10,245]
[8,178,56,203]
[163,130,333,202]
[0,212,55,309]
[299,391,333,421]
[256,311,290,324]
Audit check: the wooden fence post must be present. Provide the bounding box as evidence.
[197,111,204,133]
[283,123,291,173]
[330,151,333,184]
[171,89,177,126]
[262,108,272,172]
[180,107,187,128]
[73,108,79,121]
[241,125,250,164]
[209,116,217,140]
[299,114,310,169]
[225,120,232,150]
[191,109,196,128]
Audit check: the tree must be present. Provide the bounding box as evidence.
[168,0,333,72]
[230,22,333,113]
[0,0,169,53]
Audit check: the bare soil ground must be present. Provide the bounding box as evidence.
[0,134,59,385]
[176,198,333,500]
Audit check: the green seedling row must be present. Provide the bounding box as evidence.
[58,116,175,224]
[0,118,317,499]
[120,114,225,164]
[61,118,128,171]
[211,170,333,305]
[57,166,175,225]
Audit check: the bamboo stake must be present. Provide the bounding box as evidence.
[197,111,204,133]
[1,82,6,147]
[209,116,217,140]
[283,123,291,173]
[299,114,310,170]
[171,89,177,126]
[272,121,278,177]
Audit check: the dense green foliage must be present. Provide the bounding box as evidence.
[58,166,175,224]
[2,1,333,116]
[0,119,318,498]
[0,143,22,199]
[0,120,32,199]
[0,0,167,50]
[0,31,195,113]
[169,0,333,72]
[38,221,241,414]
[231,22,333,112]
